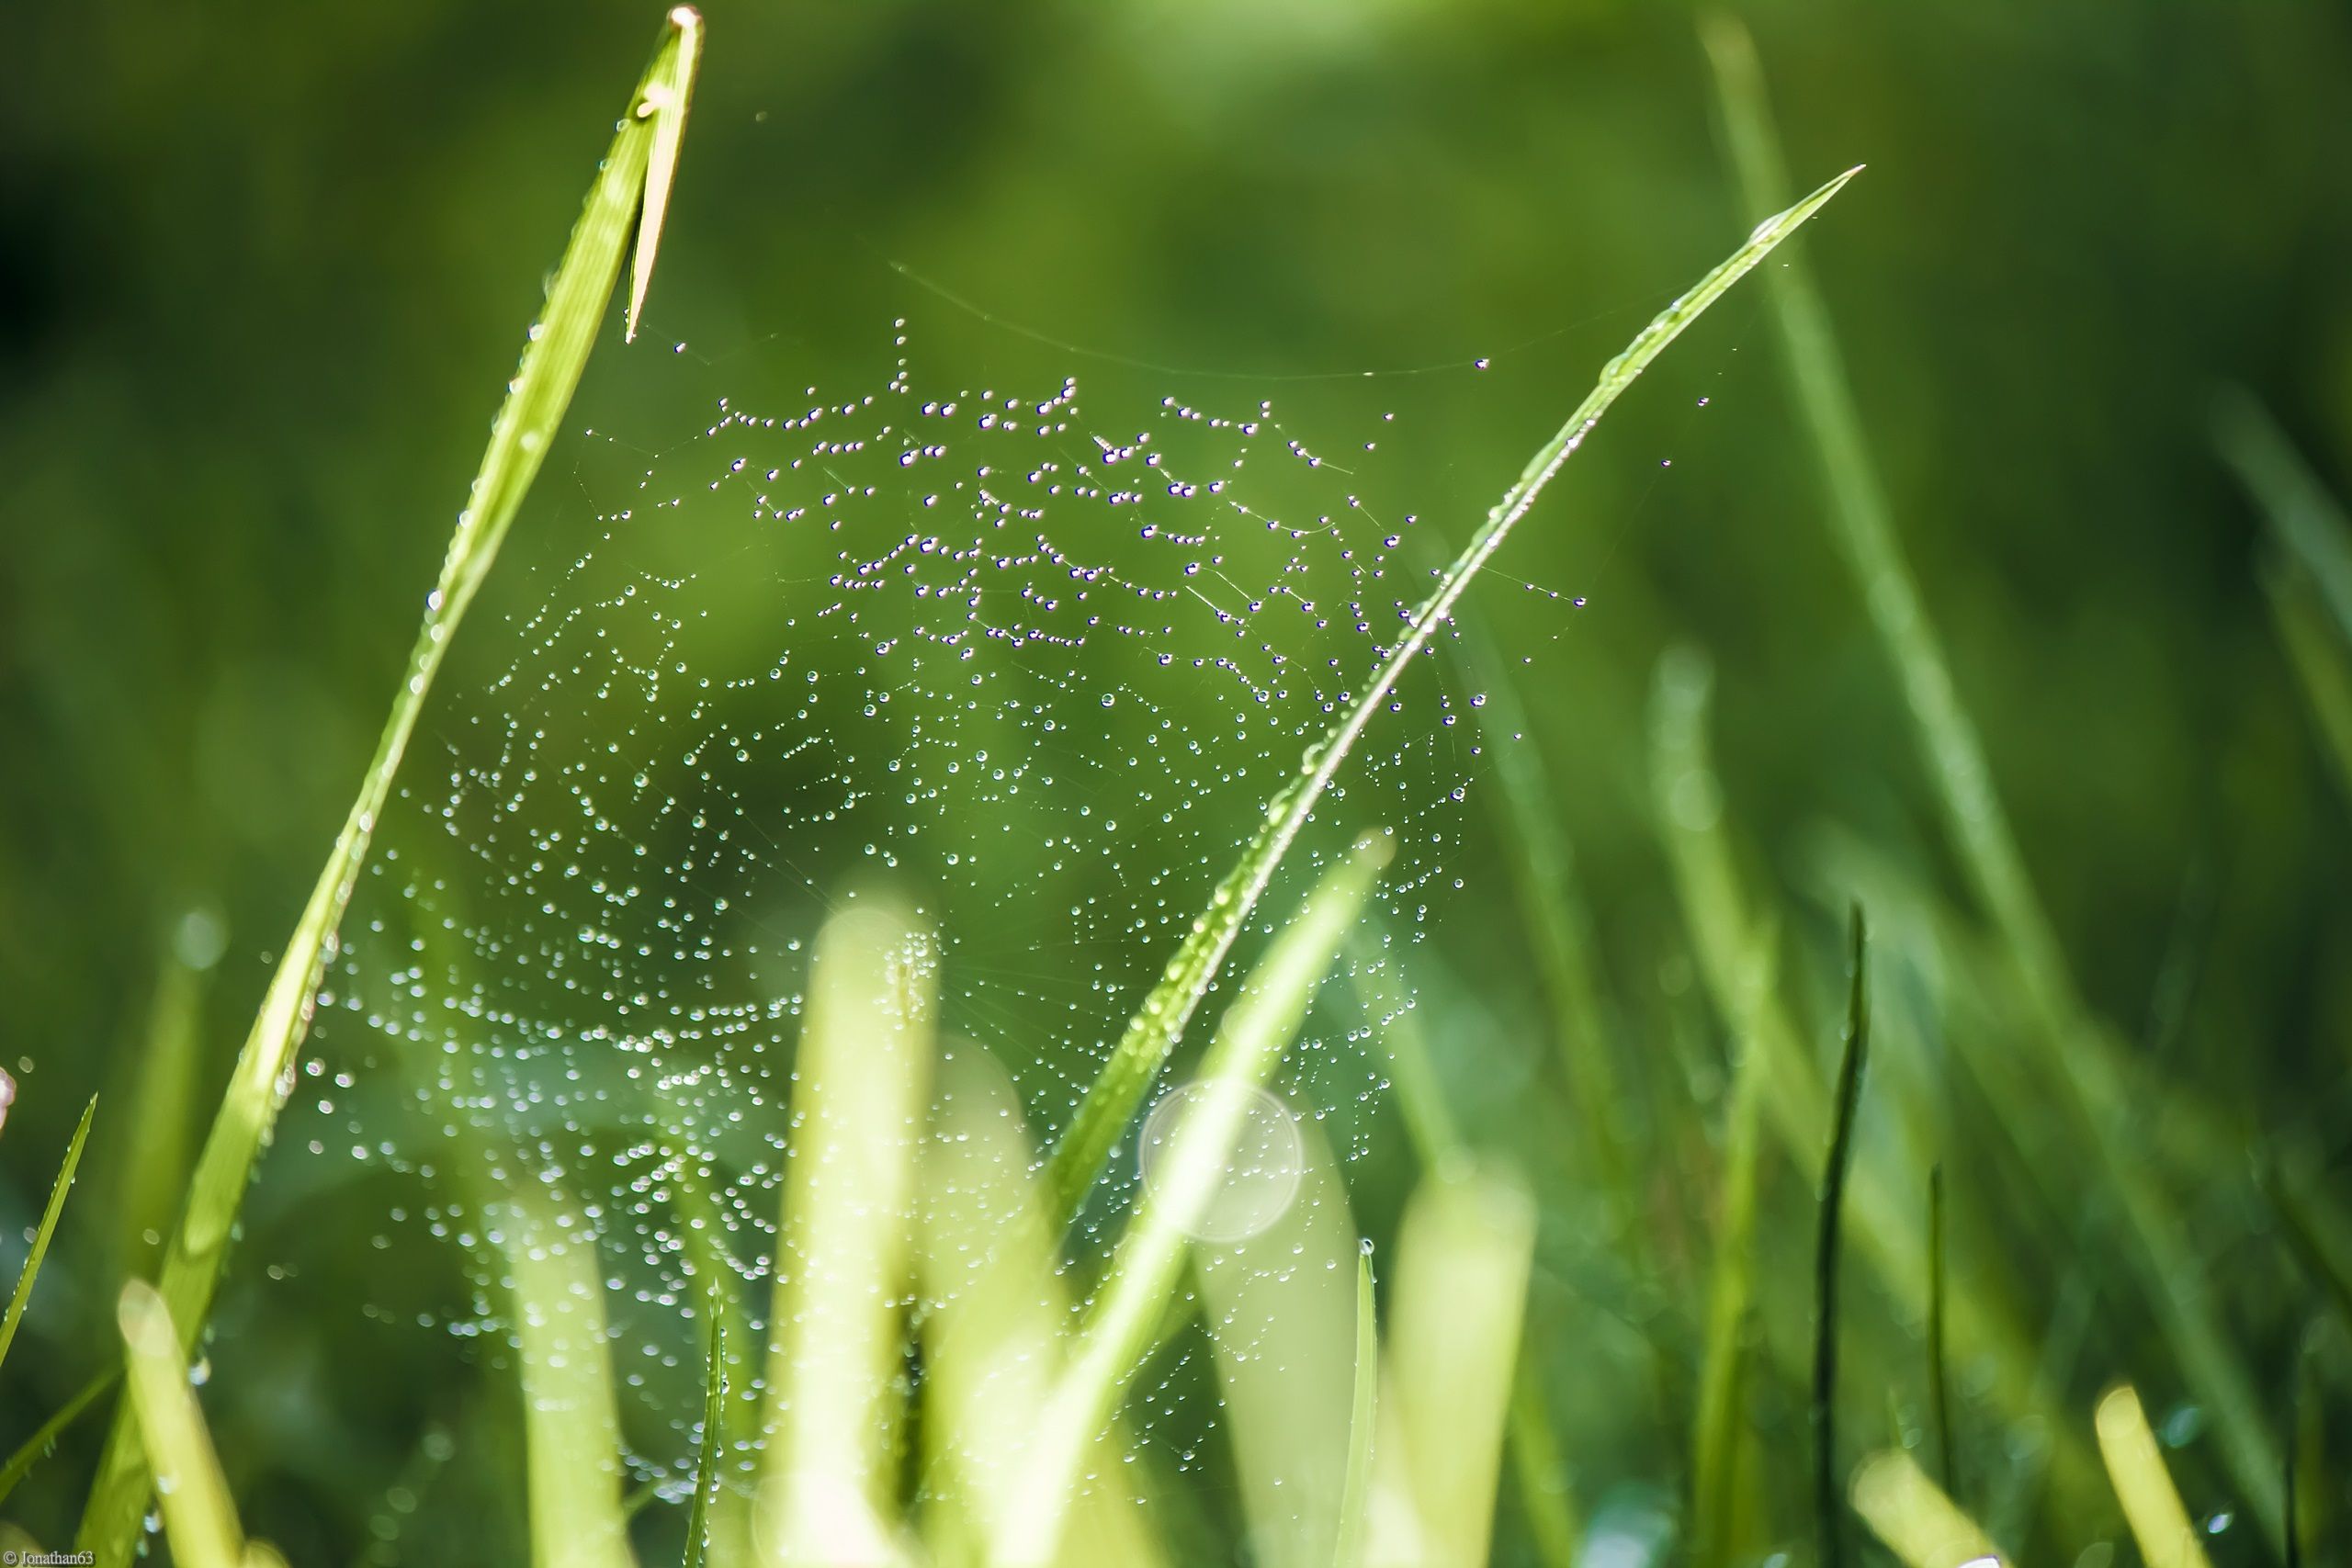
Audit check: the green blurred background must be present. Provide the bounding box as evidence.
[6,0,2352,1561]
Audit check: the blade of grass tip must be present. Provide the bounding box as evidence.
[1689,928,1775,1568]
[507,1190,638,1568]
[2096,1383,2215,1568]
[80,13,702,1558]
[682,1285,724,1568]
[1038,164,1863,1223]
[1342,934,1580,1568]
[1849,1450,2007,1568]
[1702,22,2285,1531]
[1927,1163,1956,1499]
[118,1280,249,1568]
[1334,1249,1377,1568]
[1001,832,1393,1568]
[2213,388,2352,644]
[0,1366,119,1507]
[759,898,935,1567]
[1383,1164,1539,1568]
[1814,906,1870,1568]
[0,1093,96,1372]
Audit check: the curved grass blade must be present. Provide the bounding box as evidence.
[1001,831,1393,1566]
[1333,1250,1378,1568]
[77,14,702,1559]
[1813,906,1870,1568]
[119,1280,254,1568]
[1039,164,1863,1221]
[0,1367,118,1507]
[0,1093,96,1373]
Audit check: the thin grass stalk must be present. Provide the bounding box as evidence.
[1039,166,1862,1222]
[0,1368,119,1507]
[79,15,703,1557]
[1702,20,2281,1532]
[1001,833,1391,1567]
[1927,1164,1955,1497]
[0,1093,96,1371]
[1813,908,1870,1568]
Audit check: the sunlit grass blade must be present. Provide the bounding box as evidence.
[1334,1250,1377,1568]
[760,898,935,1567]
[505,1190,639,1568]
[1195,1121,1359,1568]
[0,1367,118,1506]
[1039,164,1861,1220]
[1702,24,2282,1529]
[118,1279,264,1568]
[1377,1164,1538,1568]
[1813,906,1870,1568]
[2095,1384,2214,1568]
[0,1092,96,1373]
[1849,1450,2007,1568]
[682,1288,726,1568]
[1001,832,1392,1566]
[79,13,704,1558]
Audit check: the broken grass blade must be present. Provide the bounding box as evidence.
[77,13,703,1559]
[0,1093,96,1372]
[1002,833,1392,1566]
[2096,1384,2214,1568]
[1038,164,1863,1221]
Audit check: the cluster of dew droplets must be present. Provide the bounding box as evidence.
[295,320,1526,1483]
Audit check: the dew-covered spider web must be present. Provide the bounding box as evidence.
[292,305,1600,1505]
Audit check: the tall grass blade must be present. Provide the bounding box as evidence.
[0,1368,118,1507]
[1927,1164,1955,1497]
[1702,20,2282,1530]
[1039,165,1863,1219]
[506,1190,638,1568]
[1849,1450,2006,1568]
[1334,1250,1377,1568]
[1001,832,1392,1566]
[80,14,703,1558]
[761,898,936,1567]
[2095,1383,2214,1568]
[1378,1164,1538,1568]
[118,1280,252,1568]
[1814,906,1870,1568]
[0,1093,96,1372]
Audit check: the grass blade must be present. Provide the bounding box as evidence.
[1849,1450,2006,1568]
[0,1092,96,1372]
[2262,554,2352,807]
[760,898,936,1567]
[1927,1163,1955,1497]
[1002,832,1392,1566]
[2095,1383,2214,1568]
[1333,1250,1377,1568]
[1702,20,2282,1532]
[682,1287,725,1568]
[2214,388,2352,644]
[0,1367,119,1507]
[118,1280,251,1568]
[1038,164,1862,1220]
[1814,906,1870,1568]
[79,13,704,1558]
[506,1190,638,1568]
